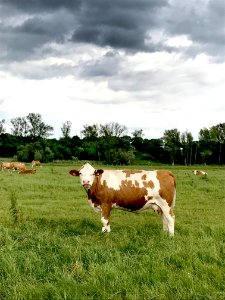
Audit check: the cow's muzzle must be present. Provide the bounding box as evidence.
[83,184,91,192]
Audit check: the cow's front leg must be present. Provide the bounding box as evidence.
[101,203,111,233]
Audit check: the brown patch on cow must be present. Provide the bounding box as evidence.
[122,170,142,178]
[88,173,104,202]
[117,179,148,211]
[101,203,112,221]
[69,170,80,176]
[143,180,154,189]
[142,174,147,180]
[134,180,140,187]
[94,169,104,176]
[19,169,36,174]
[157,170,176,207]
[88,176,148,212]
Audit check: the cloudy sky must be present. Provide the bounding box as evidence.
[0,0,225,140]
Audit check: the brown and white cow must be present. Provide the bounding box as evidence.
[1,162,26,171]
[1,162,13,171]
[31,160,42,168]
[193,170,208,176]
[19,169,36,174]
[11,162,26,171]
[69,163,176,236]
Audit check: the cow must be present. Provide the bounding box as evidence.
[69,163,176,236]
[193,170,208,176]
[18,169,36,174]
[1,162,13,171]
[31,160,42,168]
[11,162,26,171]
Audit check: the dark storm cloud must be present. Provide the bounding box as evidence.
[0,0,224,71]
[0,0,169,64]
[70,0,168,51]
[0,0,82,12]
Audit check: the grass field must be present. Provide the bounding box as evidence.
[0,162,224,300]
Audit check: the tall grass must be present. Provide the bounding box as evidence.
[0,164,224,299]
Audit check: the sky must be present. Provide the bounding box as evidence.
[0,0,225,140]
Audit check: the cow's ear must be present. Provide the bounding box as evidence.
[69,170,80,176]
[94,169,104,176]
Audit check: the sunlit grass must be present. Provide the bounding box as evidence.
[0,164,224,299]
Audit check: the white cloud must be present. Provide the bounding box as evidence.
[1,48,225,140]
[0,0,225,141]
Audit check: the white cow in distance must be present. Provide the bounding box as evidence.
[193,170,208,176]
[31,160,42,168]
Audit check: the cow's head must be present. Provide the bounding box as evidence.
[69,163,103,192]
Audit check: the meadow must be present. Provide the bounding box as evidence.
[0,162,224,300]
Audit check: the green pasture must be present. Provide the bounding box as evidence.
[0,163,224,300]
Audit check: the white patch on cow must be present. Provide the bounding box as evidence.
[101,170,160,191]
[162,213,175,236]
[142,193,175,236]
[193,170,207,176]
[100,170,127,190]
[101,217,111,233]
[78,163,96,186]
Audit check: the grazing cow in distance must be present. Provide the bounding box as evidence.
[193,170,208,176]
[11,162,26,171]
[1,162,13,171]
[31,160,42,168]
[1,162,25,171]
[69,163,176,236]
[19,169,36,174]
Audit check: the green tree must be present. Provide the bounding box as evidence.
[199,127,211,143]
[61,121,72,138]
[26,113,53,139]
[0,119,5,134]
[82,140,99,160]
[198,128,213,164]
[162,129,181,165]
[11,117,28,136]
[81,124,99,141]
[180,131,193,165]
[0,133,18,157]
[99,122,127,138]
[44,146,54,162]
[17,144,31,161]
[210,123,225,164]
[200,149,213,164]
[131,129,144,156]
[132,129,144,139]
[99,122,128,164]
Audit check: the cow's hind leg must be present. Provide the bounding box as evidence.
[101,204,111,233]
[162,209,175,236]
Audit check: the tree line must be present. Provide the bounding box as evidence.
[1,113,225,165]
